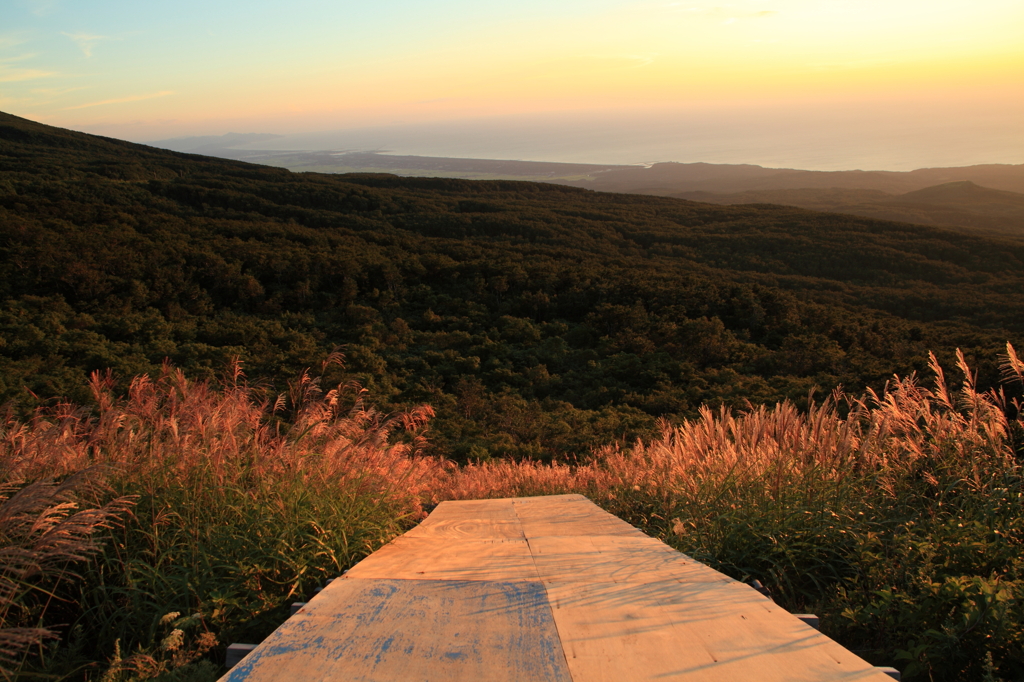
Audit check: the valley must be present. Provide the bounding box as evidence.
[151,137,1024,240]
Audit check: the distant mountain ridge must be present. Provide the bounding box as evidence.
[565,161,1024,195]
[146,136,1024,195]
[149,132,285,156]
[143,142,634,181]
[142,136,1024,237]
[4,107,1024,469]
[670,181,1024,239]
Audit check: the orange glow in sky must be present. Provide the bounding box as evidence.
[2,0,1022,168]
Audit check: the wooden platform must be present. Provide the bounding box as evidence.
[221,494,894,681]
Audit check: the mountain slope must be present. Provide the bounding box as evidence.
[568,161,1024,195]
[2,110,1023,460]
[672,181,1024,239]
[892,180,1024,208]
[139,143,1024,237]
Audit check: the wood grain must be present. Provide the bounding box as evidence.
[222,494,897,681]
[544,579,889,681]
[344,536,539,582]
[527,535,733,585]
[223,578,572,682]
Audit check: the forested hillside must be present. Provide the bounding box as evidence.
[2,111,1023,460]
[673,181,1024,240]
[568,160,1024,195]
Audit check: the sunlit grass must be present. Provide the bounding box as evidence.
[429,347,1024,681]
[1,347,1021,680]
[1,360,442,680]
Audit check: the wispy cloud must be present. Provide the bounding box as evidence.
[806,57,896,72]
[623,54,657,67]
[0,52,37,64]
[31,85,87,95]
[0,33,29,50]
[63,32,110,58]
[413,97,458,105]
[585,53,659,69]
[665,4,779,20]
[0,35,55,84]
[64,90,174,110]
[27,0,57,17]
[0,67,55,82]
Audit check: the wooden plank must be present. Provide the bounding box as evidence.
[223,494,898,681]
[518,515,647,538]
[527,535,734,584]
[513,495,648,538]
[222,578,572,682]
[403,499,525,539]
[344,536,540,582]
[513,493,589,505]
[428,498,522,522]
[543,579,895,682]
[404,513,526,540]
[403,518,526,540]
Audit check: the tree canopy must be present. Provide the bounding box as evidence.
[2,111,1022,460]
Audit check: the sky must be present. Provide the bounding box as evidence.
[2,0,1023,170]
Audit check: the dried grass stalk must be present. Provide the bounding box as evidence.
[0,469,135,679]
[429,344,1022,503]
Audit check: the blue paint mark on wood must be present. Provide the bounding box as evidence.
[223,579,572,681]
[219,495,897,682]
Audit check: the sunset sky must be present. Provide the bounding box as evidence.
[3,0,1023,169]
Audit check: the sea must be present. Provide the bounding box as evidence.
[224,104,1024,173]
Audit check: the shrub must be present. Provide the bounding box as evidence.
[1,362,439,679]
[2,347,1021,680]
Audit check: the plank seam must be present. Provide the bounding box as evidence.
[514,498,579,681]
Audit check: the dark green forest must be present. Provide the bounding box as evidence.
[2,111,1023,461]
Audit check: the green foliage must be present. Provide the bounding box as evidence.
[87,475,406,657]
[1,362,437,680]
[648,470,1024,681]
[2,111,1024,681]
[1,349,1021,680]
[831,483,1024,682]
[630,424,1024,681]
[431,353,1024,681]
[2,111,1023,461]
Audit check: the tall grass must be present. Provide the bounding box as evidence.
[1,349,1021,680]
[1,361,443,680]
[0,470,134,681]
[429,348,1024,681]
